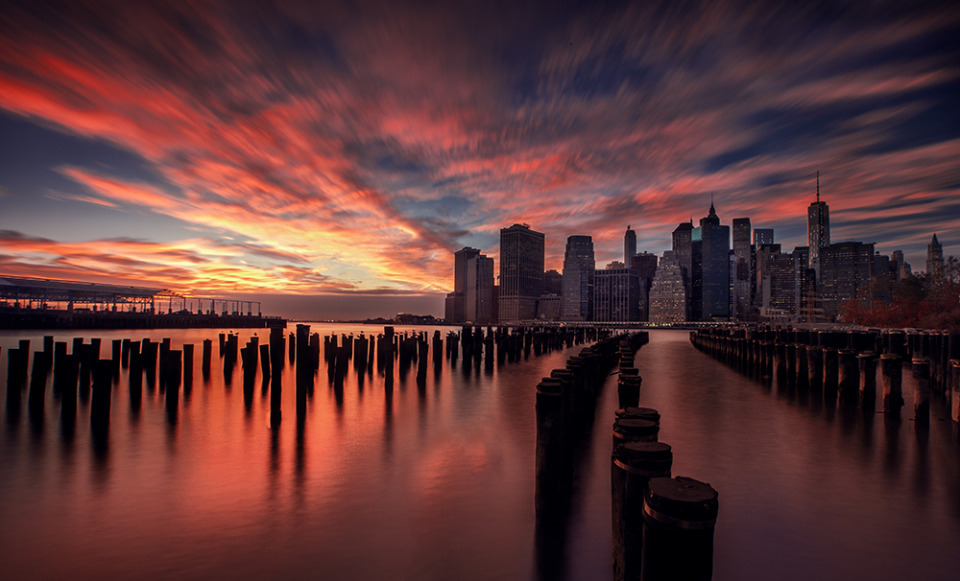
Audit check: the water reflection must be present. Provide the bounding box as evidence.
[2,327,959,581]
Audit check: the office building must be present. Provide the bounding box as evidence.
[927,233,944,281]
[807,173,830,279]
[695,202,730,320]
[819,242,873,321]
[594,262,640,322]
[649,251,687,323]
[561,235,595,321]
[499,224,545,322]
[624,225,637,264]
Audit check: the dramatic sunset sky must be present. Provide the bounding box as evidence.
[1,1,958,319]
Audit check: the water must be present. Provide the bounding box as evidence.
[1,326,959,580]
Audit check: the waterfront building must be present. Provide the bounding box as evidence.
[807,173,830,279]
[672,221,694,297]
[499,224,545,323]
[819,241,873,321]
[648,251,686,323]
[465,254,495,324]
[593,262,640,322]
[927,233,944,281]
[561,235,595,321]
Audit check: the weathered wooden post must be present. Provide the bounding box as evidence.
[838,349,859,405]
[613,441,672,581]
[201,339,212,380]
[913,358,930,426]
[613,418,659,450]
[640,476,719,581]
[618,373,643,409]
[880,354,903,414]
[858,352,878,411]
[951,360,960,423]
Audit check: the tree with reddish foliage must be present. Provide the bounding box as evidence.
[841,268,960,331]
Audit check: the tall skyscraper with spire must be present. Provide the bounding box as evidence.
[807,172,830,279]
[561,235,595,321]
[624,225,637,264]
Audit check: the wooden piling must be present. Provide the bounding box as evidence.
[613,441,672,581]
[913,358,930,425]
[858,353,878,410]
[880,354,903,414]
[640,476,718,581]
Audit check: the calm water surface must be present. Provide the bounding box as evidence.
[2,326,959,580]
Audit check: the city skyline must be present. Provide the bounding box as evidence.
[1,1,959,319]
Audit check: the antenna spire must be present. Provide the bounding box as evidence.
[816,170,820,203]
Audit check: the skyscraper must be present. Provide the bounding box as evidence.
[753,229,774,246]
[594,262,640,322]
[732,217,752,319]
[927,233,944,281]
[672,221,693,320]
[465,254,494,324]
[807,172,830,279]
[695,201,730,320]
[445,247,480,322]
[561,235,595,321]
[649,251,686,323]
[819,242,873,321]
[499,224,545,323]
[630,251,658,321]
[624,225,637,264]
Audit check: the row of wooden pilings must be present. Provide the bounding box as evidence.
[4,324,606,431]
[689,326,960,423]
[535,331,719,580]
[609,340,719,580]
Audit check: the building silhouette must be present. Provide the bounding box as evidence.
[754,228,774,246]
[629,251,658,321]
[672,221,694,320]
[499,224,544,323]
[624,225,637,264]
[594,262,640,322]
[543,269,563,296]
[819,242,873,321]
[732,217,753,319]
[465,254,495,324]
[694,201,730,320]
[445,247,480,323]
[927,233,944,281]
[561,235,595,321]
[807,173,830,279]
[648,251,686,323]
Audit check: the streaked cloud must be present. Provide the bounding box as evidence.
[0,0,958,315]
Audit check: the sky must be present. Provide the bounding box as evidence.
[1,0,958,319]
